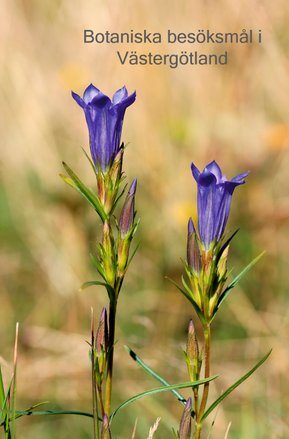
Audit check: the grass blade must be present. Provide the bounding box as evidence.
[16,409,94,419]
[2,380,13,438]
[0,366,5,418]
[0,409,96,427]
[11,323,19,438]
[110,376,217,423]
[201,350,271,420]
[125,346,187,405]
[226,251,265,290]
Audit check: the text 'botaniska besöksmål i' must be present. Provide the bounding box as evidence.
[83,29,262,68]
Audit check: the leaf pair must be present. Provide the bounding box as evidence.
[171,251,265,322]
[125,345,271,423]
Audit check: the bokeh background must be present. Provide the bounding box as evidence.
[1,0,289,438]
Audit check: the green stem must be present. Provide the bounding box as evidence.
[195,323,211,438]
[195,422,202,439]
[104,300,117,417]
[97,384,105,419]
[91,338,100,439]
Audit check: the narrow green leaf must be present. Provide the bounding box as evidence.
[61,162,107,222]
[214,251,265,316]
[166,277,205,324]
[2,379,13,437]
[201,350,271,421]
[124,346,187,405]
[80,280,115,302]
[226,251,265,290]
[216,229,239,264]
[90,254,106,281]
[1,401,48,425]
[2,380,12,413]
[0,366,5,412]
[23,401,50,411]
[17,409,94,418]
[81,148,98,179]
[0,366,8,432]
[111,186,126,216]
[171,428,179,438]
[110,376,217,423]
[0,409,95,426]
[126,243,139,269]
[11,322,19,439]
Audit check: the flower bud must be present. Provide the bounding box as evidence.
[96,308,108,354]
[102,221,116,286]
[119,179,137,238]
[186,319,200,381]
[109,146,124,183]
[186,319,199,363]
[117,180,137,278]
[217,245,229,279]
[179,397,192,439]
[93,308,108,384]
[187,218,201,272]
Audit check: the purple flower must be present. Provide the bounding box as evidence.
[191,161,249,249]
[72,84,136,171]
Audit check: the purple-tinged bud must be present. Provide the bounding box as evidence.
[96,308,108,354]
[119,179,137,238]
[186,319,201,382]
[128,178,137,196]
[179,397,192,439]
[188,217,195,235]
[187,218,201,272]
[101,415,112,439]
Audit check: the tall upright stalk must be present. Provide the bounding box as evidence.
[104,301,117,416]
[91,310,100,439]
[198,324,211,419]
[195,324,211,439]
[179,161,250,438]
[64,83,137,437]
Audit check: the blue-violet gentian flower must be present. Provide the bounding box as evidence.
[72,84,136,171]
[191,160,249,249]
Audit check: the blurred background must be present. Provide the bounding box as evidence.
[1,0,289,437]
